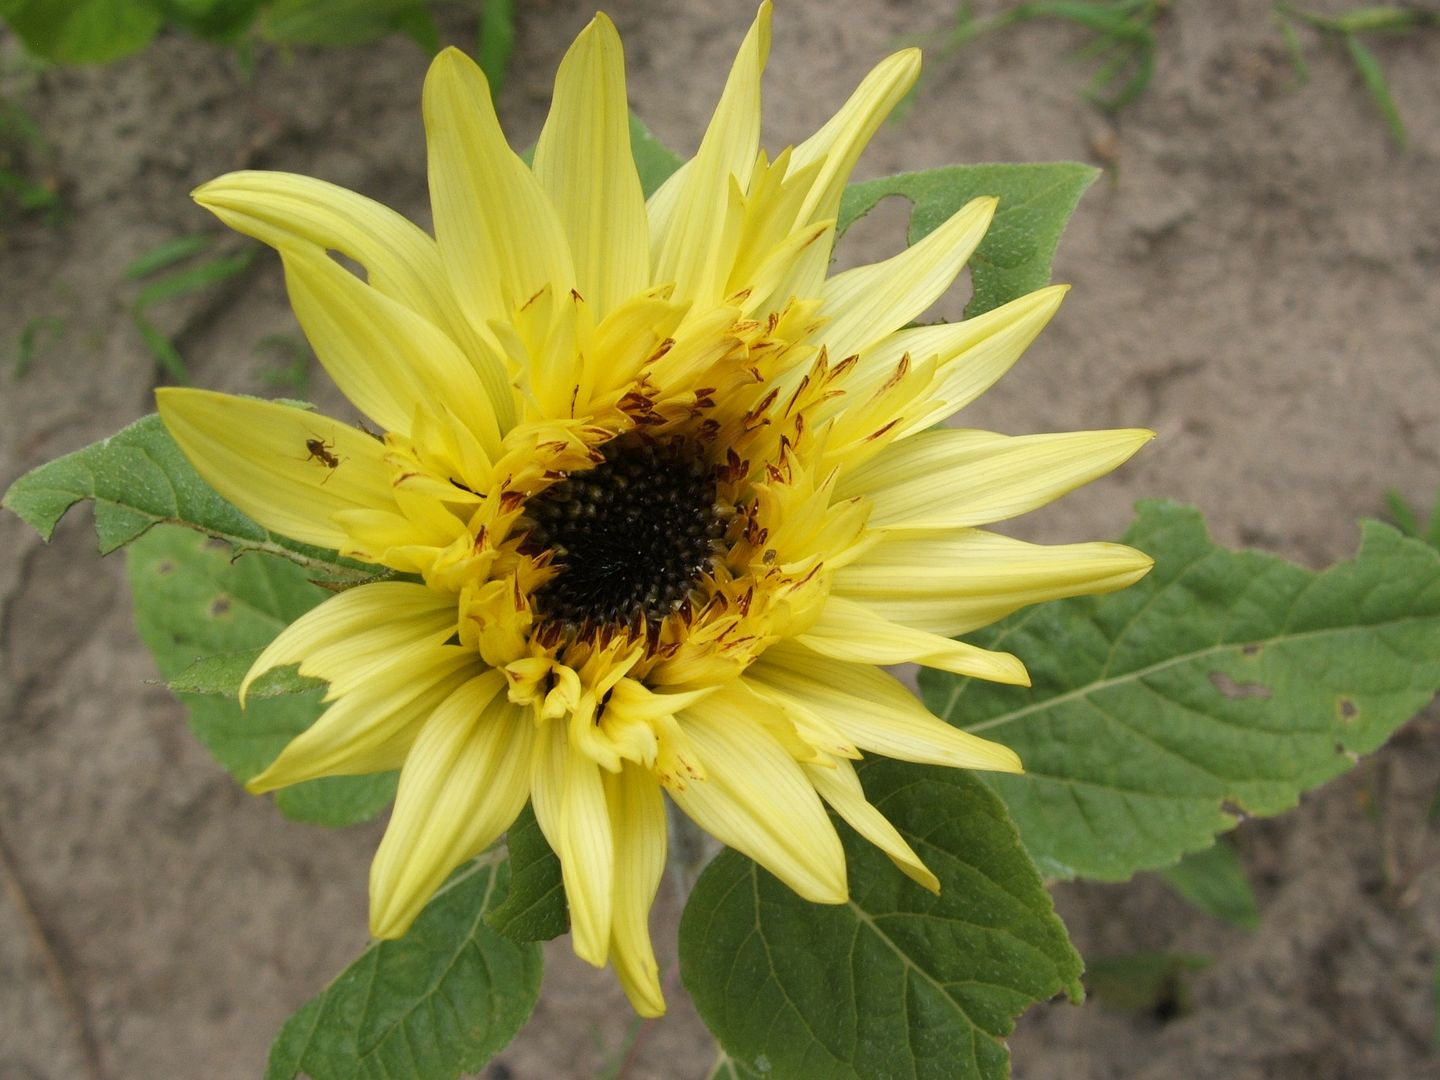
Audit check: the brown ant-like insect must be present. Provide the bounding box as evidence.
[303,435,343,482]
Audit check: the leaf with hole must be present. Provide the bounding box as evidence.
[921,500,1440,881]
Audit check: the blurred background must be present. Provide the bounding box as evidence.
[1,1,1438,1077]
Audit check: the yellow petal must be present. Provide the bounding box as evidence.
[530,722,615,966]
[156,388,396,551]
[747,643,1023,773]
[797,595,1030,685]
[423,47,575,327]
[845,286,1068,433]
[191,170,511,422]
[369,671,531,938]
[803,757,939,892]
[667,686,847,904]
[246,642,475,792]
[605,762,668,1017]
[836,530,1154,637]
[840,427,1155,529]
[242,581,456,701]
[814,195,996,361]
[652,2,771,308]
[280,243,501,455]
[532,13,649,318]
[776,48,922,300]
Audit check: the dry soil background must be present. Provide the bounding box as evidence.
[2,1,1439,1078]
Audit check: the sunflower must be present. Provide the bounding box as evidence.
[157,3,1152,1015]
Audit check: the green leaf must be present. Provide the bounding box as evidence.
[629,112,684,199]
[477,0,515,93]
[485,803,568,942]
[155,0,265,43]
[921,500,1440,881]
[1157,839,1260,930]
[127,524,396,826]
[260,0,434,48]
[837,163,1098,318]
[680,759,1081,1080]
[1344,34,1407,149]
[0,0,163,63]
[1085,951,1209,1013]
[123,233,213,279]
[2,411,376,580]
[265,855,543,1080]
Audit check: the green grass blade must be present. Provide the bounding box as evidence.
[1344,33,1407,149]
[123,234,213,279]
[478,0,516,95]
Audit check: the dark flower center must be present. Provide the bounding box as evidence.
[522,434,724,631]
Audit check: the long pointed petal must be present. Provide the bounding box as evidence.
[533,14,649,318]
[747,643,1023,772]
[191,171,511,420]
[814,195,996,361]
[803,756,938,892]
[424,48,574,327]
[281,243,500,452]
[605,762,667,1017]
[836,530,1154,636]
[156,389,396,551]
[369,672,532,938]
[667,686,847,904]
[651,3,771,308]
[798,595,1030,685]
[840,427,1154,529]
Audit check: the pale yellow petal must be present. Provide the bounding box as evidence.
[280,243,500,454]
[836,530,1154,636]
[529,721,615,967]
[797,595,1029,685]
[651,3,771,308]
[605,762,668,1017]
[156,388,396,551]
[803,757,938,892]
[776,49,922,300]
[842,286,1068,433]
[423,47,575,327]
[369,671,532,938]
[191,170,511,421]
[532,13,649,318]
[246,643,476,792]
[839,427,1154,529]
[814,195,996,361]
[667,686,847,904]
[747,642,1023,773]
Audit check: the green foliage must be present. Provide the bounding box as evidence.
[0,93,62,229]
[924,0,1166,112]
[838,163,1097,319]
[123,233,255,382]
[1084,952,1209,1013]
[1,410,375,578]
[483,804,567,942]
[1157,839,1260,930]
[1386,485,1440,550]
[680,759,1081,1080]
[475,0,514,94]
[0,0,520,68]
[0,0,164,64]
[922,500,1440,881]
[1272,4,1438,150]
[265,855,543,1080]
[127,524,397,825]
[629,112,684,199]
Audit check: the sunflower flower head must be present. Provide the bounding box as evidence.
[158,3,1153,1016]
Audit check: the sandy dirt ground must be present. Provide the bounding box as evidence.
[2,1,1438,1077]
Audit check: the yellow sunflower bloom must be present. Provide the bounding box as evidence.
[157,3,1153,1016]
